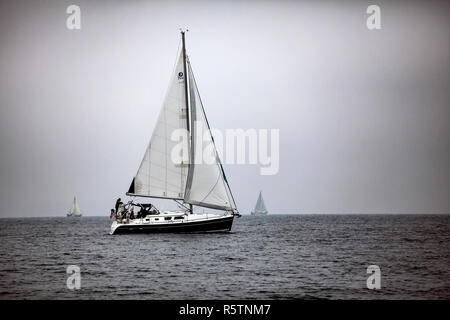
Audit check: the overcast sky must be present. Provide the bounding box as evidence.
[0,0,449,217]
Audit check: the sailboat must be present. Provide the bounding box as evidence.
[110,31,240,235]
[251,191,268,215]
[67,196,82,217]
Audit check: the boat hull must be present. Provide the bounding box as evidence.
[111,215,234,235]
[251,211,268,215]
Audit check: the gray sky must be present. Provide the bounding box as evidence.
[0,0,449,217]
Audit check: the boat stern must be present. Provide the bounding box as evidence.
[110,220,119,235]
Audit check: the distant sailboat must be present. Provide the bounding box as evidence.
[67,196,82,217]
[251,191,268,215]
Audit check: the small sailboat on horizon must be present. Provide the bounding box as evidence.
[67,196,82,217]
[251,191,268,215]
[110,31,240,235]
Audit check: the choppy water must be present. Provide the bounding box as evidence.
[0,215,449,299]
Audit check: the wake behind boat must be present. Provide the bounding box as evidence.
[110,31,240,235]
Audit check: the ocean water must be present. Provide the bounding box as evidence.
[0,215,449,300]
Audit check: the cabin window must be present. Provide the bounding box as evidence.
[174,216,184,220]
[154,218,159,221]
[164,217,172,221]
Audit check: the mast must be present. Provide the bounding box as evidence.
[181,30,189,132]
[181,30,193,214]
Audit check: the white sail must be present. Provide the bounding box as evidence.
[253,191,268,214]
[70,196,82,216]
[183,61,233,211]
[127,50,189,200]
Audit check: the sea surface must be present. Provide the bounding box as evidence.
[0,215,449,300]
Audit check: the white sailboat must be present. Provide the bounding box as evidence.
[110,31,240,235]
[67,196,82,217]
[251,191,268,215]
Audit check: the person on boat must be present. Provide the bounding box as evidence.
[149,206,159,215]
[129,208,135,220]
[109,209,115,219]
[120,205,127,219]
[136,204,146,218]
[115,198,122,214]
[136,208,141,219]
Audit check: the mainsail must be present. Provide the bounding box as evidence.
[127,50,189,200]
[127,33,237,213]
[69,196,82,216]
[253,191,268,214]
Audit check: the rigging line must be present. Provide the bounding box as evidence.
[172,39,182,75]
[173,200,189,211]
[187,60,238,211]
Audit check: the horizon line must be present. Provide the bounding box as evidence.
[1,212,449,219]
